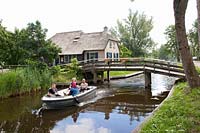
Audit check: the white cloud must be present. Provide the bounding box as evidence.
[50,118,111,133]
[97,127,111,133]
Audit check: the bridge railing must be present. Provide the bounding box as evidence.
[80,58,184,74]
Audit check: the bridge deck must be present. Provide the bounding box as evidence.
[80,58,185,78]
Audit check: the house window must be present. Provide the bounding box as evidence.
[116,53,119,58]
[71,55,76,59]
[110,42,112,48]
[60,56,64,63]
[64,55,69,63]
[113,53,119,61]
[87,52,98,62]
[106,52,112,58]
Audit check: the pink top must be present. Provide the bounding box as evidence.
[71,81,77,88]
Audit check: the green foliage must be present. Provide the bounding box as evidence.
[188,20,199,58]
[66,58,83,80]
[51,59,84,82]
[158,44,174,61]
[0,22,14,65]
[149,48,159,59]
[52,72,69,83]
[111,9,155,57]
[49,65,61,75]
[141,82,200,133]
[25,59,48,71]
[195,66,200,74]
[119,44,132,58]
[164,25,180,62]
[0,67,52,98]
[0,20,61,65]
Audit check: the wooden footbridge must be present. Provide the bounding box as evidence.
[78,58,185,87]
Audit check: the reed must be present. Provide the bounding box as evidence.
[0,67,52,98]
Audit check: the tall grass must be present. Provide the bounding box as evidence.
[0,67,52,98]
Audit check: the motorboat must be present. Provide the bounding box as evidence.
[42,86,97,109]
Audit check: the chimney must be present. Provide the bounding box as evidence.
[103,26,108,32]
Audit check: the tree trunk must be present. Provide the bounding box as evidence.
[176,51,180,62]
[176,45,181,62]
[174,0,200,88]
[197,0,200,60]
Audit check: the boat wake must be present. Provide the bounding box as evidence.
[32,104,47,116]
[77,89,113,107]
[76,98,98,107]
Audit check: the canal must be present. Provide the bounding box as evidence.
[0,74,176,133]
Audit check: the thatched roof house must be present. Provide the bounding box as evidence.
[50,27,120,64]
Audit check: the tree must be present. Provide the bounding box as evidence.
[0,22,14,65]
[20,21,61,65]
[174,0,200,88]
[119,44,132,58]
[164,25,180,62]
[149,48,159,59]
[0,21,61,65]
[111,9,155,57]
[158,45,172,60]
[188,20,199,57]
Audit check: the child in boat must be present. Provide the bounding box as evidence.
[69,78,79,96]
[80,78,88,92]
[48,83,60,96]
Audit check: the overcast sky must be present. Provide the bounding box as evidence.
[0,0,197,45]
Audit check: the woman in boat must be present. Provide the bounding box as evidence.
[80,78,88,92]
[69,77,79,96]
[48,83,60,96]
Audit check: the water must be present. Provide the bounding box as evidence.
[0,74,176,133]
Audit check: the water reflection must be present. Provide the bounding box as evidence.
[0,74,176,133]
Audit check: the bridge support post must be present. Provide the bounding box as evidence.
[107,70,110,83]
[100,71,104,83]
[144,71,151,88]
[93,71,97,83]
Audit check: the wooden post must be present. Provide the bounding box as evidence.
[107,60,110,83]
[93,71,97,83]
[144,71,151,88]
[107,70,110,83]
[101,71,104,83]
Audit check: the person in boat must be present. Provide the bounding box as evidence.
[80,78,88,92]
[48,83,60,97]
[68,77,79,96]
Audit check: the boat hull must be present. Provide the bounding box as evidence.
[42,86,96,109]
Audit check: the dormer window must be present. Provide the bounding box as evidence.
[73,36,80,42]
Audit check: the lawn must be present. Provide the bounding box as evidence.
[140,82,200,133]
[104,71,137,77]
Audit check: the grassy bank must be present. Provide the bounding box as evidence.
[140,82,200,133]
[104,71,137,77]
[0,67,52,98]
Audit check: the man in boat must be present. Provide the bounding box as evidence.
[80,78,88,92]
[47,83,60,97]
[68,78,79,96]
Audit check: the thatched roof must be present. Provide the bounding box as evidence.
[50,29,119,55]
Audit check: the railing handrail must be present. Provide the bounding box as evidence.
[59,58,182,67]
[78,58,184,76]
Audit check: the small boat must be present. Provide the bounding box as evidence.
[42,86,97,109]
